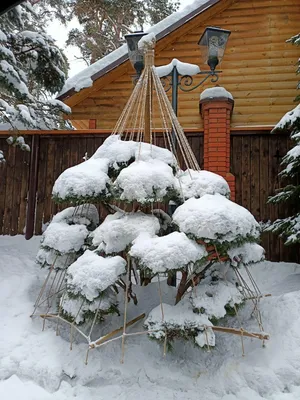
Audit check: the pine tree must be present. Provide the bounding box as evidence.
[267,33,300,245]
[66,0,180,64]
[0,1,71,132]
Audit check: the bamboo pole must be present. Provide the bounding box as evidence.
[211,326,269,340]
[90,313,146,348]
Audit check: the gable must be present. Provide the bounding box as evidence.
[68,0,300,129]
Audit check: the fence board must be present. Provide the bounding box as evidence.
[18,139,30,234]
[35,137,48,235]
[0,138,8,234]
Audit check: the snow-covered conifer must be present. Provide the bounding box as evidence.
[267,33,300,244]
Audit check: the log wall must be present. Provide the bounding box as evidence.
[69,0,300,130]
[0,131,299,263]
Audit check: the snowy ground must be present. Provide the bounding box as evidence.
[1,236,300,400]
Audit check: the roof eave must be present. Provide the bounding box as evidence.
[57,0,221,101]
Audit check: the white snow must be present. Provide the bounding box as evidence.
[177,169,230,199]
[136,141,176,166]
[114,159,178,203]
[92,134,137,165]
[92,135,176,168]
[227,243,265,267]
[286,144,300,160]
[200,87,233,101]
[145,299,215,347]
[36,248,76,270]
[130,231,207,273]
[52,136,178,202]
[41,222,88,254]
[52,204,99,227]
[138,32,156,52]
[0,30,7,42]
[191,280,244,319]
[281,143,300,175]
[58,0,214,97]
[66,250,126,301]
[275,104,300,130]
[52,158,110,201]
[173,194,260,242]
[3,235,300,400]
[155,58,200,77]
[0,149,5,163]
[92,211,160,254]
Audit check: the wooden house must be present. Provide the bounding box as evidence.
[0,0,300,262]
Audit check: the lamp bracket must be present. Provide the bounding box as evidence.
[160,69,222,93]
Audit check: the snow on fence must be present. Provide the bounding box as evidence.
[0,130,298,263]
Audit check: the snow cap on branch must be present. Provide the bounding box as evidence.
[66,250,126,301]
[173,194,260,243]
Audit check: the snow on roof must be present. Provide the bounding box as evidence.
[58,0,219,99]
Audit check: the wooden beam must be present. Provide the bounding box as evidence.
[0,126,278,136]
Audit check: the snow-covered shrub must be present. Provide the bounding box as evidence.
[36,135,265,349]
[36,205,99,271]
[61,250,126,324]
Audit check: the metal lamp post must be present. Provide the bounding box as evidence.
[124,31,147,81]
[161,27,231,115]
[125,27,231,115]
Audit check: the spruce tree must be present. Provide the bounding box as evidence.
[267,33,300,245]
[66,0,180,64]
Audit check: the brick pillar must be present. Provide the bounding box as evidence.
[199,87,236,201]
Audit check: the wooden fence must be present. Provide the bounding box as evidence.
[0,131,299,263]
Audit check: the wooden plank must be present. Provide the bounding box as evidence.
[250,136,261,220]
[230,135,242,205]
[86,136,95,160]
[10,143,24,235]
[51,137,63,217]
[188,133,203,168]
[241,136,251,211]
[43,138,55,227]
[230,0,300,9]
[18,141,30,234]
[35,138,48,235]
[3,144,16,234]
[0,138,9,234]
[259,135,270,259]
